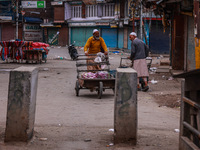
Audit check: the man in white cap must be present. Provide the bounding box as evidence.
[84,29,108,70]
[128,32,149,91]
[84,29,108,55]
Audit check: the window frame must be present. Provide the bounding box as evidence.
[86,5,98,18]
[71,5,82,18]
[102,3,115,17]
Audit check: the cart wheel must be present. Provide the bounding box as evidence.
[75,80,80,96]
[98,82,103,99]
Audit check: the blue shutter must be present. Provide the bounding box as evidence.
[102,28,117,48]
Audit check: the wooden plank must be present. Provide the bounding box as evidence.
[180,136,200,150]
[197,111,200,131]
[183,121,200,139]
[183,96,200,110]
[180,80,185,148]
[76,61,110,67]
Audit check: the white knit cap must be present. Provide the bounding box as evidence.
[130,32,137,36]
[93,29,99,33]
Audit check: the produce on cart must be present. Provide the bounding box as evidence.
[75,53,115,99]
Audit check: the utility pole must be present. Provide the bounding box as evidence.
[16,0,19,40]
[140,0,143,39]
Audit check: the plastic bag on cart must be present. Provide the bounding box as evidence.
[94,52,105,63]
[94,52,106,69]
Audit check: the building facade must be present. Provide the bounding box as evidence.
[61,0,169,53]
[0,0,169,54]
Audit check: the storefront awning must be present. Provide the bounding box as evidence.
[24,17,43,23]
[40,23,61,28]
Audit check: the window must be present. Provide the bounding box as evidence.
[102,3,114,17]
[86,5,97,17]
[71,6,82,18]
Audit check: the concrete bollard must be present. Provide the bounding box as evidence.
[114,68,137,145]
[5,67,39,142]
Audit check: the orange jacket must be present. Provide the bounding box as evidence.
[84,36,108,54]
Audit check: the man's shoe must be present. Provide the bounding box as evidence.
[142,86,149,92]
[137,87,142,91]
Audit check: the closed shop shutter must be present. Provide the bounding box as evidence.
[128,27,132,50]
[102,28,117,48]
[2,23,15,41]
[71,27,99,46]
[149,21,169,54]
[48,28,59,45]
[118,28,124,49]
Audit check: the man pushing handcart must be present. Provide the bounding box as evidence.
[75,29,115,99]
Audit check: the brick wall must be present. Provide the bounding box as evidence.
[54,6,64,22]
[2,23,15,41]
[58,25,68,46]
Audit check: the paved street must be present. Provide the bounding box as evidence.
[0,47,181,150]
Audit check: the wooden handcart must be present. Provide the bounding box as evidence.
[75,54,115,99]
[23,49,48,64]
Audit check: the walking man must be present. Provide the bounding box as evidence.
[128,32,149,91]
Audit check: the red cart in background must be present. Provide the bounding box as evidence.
[23,42,49,64]
[0,40,49,64]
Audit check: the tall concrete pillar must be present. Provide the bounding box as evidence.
[114,68,137,145]
[5,67,38,142]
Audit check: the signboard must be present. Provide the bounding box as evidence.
[51,1,63,5]
[22,1,46,8]
[95,22,109,26]
[96,0,106,3]
[110,23,117,28]
[68,22,96,27]
[69,1,82,5]
[24,24,41,32]
[24,32,42,41]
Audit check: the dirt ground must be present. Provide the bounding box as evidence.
[0,47,181,150]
